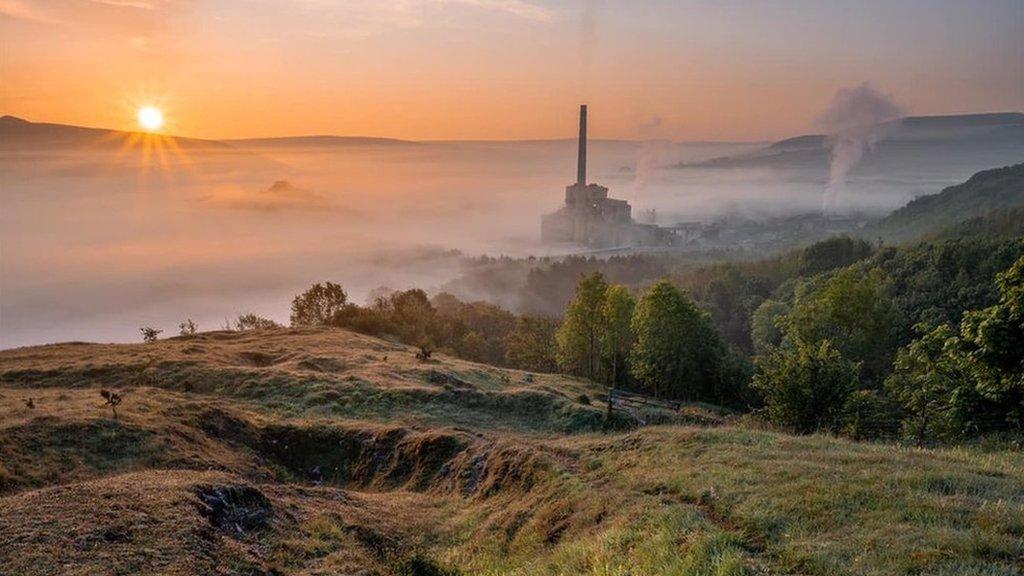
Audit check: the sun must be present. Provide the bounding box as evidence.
[137,106,164,131]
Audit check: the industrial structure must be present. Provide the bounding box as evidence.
[541,105,674,248]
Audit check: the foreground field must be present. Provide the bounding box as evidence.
[1,328,1022,576]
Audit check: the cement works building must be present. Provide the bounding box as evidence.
[541,105,675,248]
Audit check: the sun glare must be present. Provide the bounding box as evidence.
[137,106,164,131]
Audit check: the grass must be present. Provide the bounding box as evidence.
[1,327,1022,575]
[0,328,613,433]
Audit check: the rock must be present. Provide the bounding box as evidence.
[194,485,272,538]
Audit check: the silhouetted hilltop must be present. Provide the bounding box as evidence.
[0,115,230,150]
[683,112,1024,177]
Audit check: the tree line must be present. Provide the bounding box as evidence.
[272,225,1024,444]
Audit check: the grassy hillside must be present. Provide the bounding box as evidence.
[868,163,1024,243]
[1,327,1022,575]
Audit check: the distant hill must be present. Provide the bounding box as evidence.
[867,163,1024,243]
[682,112,1024,180]
[226,135,417,148]
[0,115,230,150]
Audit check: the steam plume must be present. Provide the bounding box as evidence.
[816,83,905,212]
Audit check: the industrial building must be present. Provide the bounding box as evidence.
[541,105,675,248]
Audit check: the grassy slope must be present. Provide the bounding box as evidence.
[1,328,1022,576]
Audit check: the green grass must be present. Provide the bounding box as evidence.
[579,427,1024,576]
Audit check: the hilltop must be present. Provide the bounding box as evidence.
[867,163,1024,243]
[0,115,231,151]
[2,326,1022,575]
[681,113,1024,187]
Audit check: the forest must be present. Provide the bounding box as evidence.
[275,198,1023,446]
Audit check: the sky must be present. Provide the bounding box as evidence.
[1,0,1022,141]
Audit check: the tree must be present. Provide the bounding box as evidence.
[885,257,1024,443]
[505,316,559,373]
[383,289,438,347]
[629,280,724,400]
[785,268,899,384]
[556,273,609,379]
[140,327,162,343]
[798,235,873,277]
[600,285,635,387]
[290,282,348,327]
[752,339,860,433]
[751,299,789,354]
[958,255,1024,426]
[885,323,973,444]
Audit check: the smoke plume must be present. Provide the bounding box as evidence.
[816,83,905,212]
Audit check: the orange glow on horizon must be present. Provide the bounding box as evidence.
[1,1,1021,142]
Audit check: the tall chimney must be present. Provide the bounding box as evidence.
[576,104,587,185]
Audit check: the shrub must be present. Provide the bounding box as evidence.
[100,389,123,419]
[140,327,162,343]
[840,389,901,440]
[752,339,860,433]
[234,313,281,331]
[179,318,198,336]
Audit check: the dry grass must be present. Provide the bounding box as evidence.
[0,327,612,433]
[1,327,1022,575]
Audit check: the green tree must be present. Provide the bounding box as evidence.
[751,299,789,354]
[291,282,348,327]
[959,256,1024,414]
[886,256,1024,442]
[885,323,973,444]
[556,273,609,379]
[786,268,899,384]
[505,316,559,373]
[798,235,874,277]
[629,280,724,400]
[600,285,635,387]
[752,339,860,433]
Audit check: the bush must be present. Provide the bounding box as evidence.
[840,390,901,440]
[179,318,198,336]
[752,339,860,433]
[140,327,162,343]
[234,313,281,331]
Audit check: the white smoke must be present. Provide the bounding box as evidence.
[816,83,905,213]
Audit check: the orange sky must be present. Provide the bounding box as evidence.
[2,0,1022,141]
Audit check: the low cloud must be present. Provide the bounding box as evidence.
[203,180,331,212]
